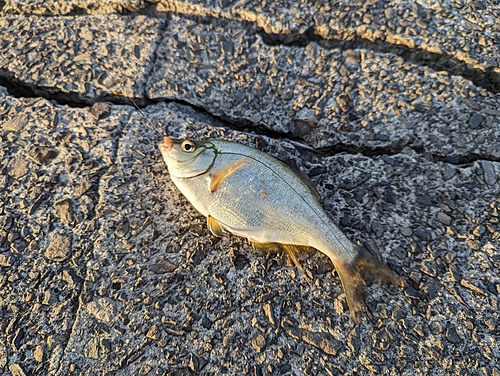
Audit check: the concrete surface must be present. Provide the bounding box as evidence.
[0,1,499,375]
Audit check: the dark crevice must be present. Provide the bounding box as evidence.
[0,72,153,107]
[259,32,500,94]
[0,72,496,167]
[316,142,498,167]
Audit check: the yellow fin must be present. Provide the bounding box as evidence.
[210,158,248,193]
[251,242,309,268]
[279,243,307,273]
[251,242,281,255]
[335,246,405,323]
[252,242,312,285]
[207,215,225,237]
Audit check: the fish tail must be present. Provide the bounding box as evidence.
[335,246,404,323]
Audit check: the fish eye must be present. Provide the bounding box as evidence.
[180,140,197,153]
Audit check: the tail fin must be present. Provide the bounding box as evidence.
[335,246,404,323]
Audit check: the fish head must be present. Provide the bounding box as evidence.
[158,137,217,178]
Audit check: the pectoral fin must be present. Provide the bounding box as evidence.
[210,158,248,192]
[207,215,225,237]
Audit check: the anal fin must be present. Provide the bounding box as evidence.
[207,215,225,237]
[251,241,312,284]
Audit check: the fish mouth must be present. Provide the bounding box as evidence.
[158,137,173,151]
[158,137,183,153]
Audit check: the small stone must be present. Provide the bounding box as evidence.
[487,144,500,159]
[150,260,178,274]
[34,345,44,362]
[263,302,276,325]
[280,364,292,374]
[460,279,486,295]
[251,334,266,352]
[7,157,30,178]
[42,290,58,305]
[146,324,161,340]
[400,227,412,237]
[8,364,26,376]
[0,253,12,267]
[443,164,456,180]
[414,228,433,241]
[416,195,432,206]
[413,323,425,337]
[301,330,340,356]
[383,186,397,204]
[90,102,111,120]
[371,221,384,237]
[445,325,462,344]
[83,337,99,359]
[61,269,82,285]
[189,223,204,236]
[375,133,390,141]
[201,316,212,329]
[54,199,73,224]
[466,238,481,251]
[436,212,452,225]
[481,161,497,186]
[45,233,72,262]
[469,113,483,128]
[86,297,117,323]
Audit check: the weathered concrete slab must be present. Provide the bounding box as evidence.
[1,1,500,375]
[0,14,163,104]
[155,0,500,83]
[2,90,500,374]
[3,0,147,14]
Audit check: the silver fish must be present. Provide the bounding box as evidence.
[159,137,403,321]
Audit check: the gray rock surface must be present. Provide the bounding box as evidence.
[1,1,500,375]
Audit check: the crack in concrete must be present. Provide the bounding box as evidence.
[0,75,496,167]
[259,30,500,95]
[5,70,500,168]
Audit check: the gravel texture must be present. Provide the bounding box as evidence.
[1,1,500,375]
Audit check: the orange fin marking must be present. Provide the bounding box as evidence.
[210,158,248,193]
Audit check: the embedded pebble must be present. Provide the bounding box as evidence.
[45,233,72,262]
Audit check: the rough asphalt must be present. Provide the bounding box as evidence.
[0,1,499,375]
